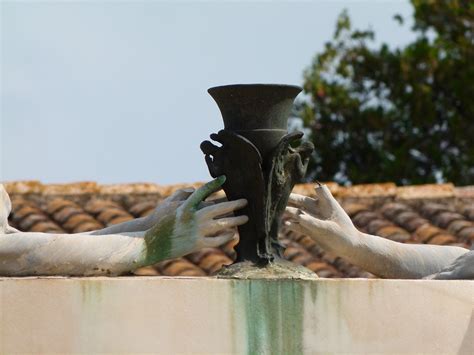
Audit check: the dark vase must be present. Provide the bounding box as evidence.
[201,84,314,267]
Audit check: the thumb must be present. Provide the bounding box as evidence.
[314,184,341,218]
[166,188,196,202]
[181,176,226,211]
[285,206,333,232]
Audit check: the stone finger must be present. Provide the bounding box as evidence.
[181,176,226,211]
[197,199,247,219]
[166,188,195,202]
[200,140,220,155]
[288,194,318,214]
[203,231,236,248]
[204,215,248,235]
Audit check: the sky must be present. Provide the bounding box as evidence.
[1,0,415,185]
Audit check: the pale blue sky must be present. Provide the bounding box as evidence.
[1,0,414,185]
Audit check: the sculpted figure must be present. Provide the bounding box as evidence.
[286,184,473,280]
[0,176,248,276]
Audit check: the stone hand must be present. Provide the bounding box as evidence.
[141,176,248,265]
[425,250,474,280]
[284,184,360,254]
[144,187,196,227]
[285,184,470,279]
[0,185,12,233]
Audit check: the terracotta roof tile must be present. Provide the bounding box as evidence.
[98,183,162,196]
[42,182,99,196]
[458,227,474,241]
[5,180,473,278]
[352,211,379,228]
[63,214,101,232]
[455,186,474,199]
[133,266,161,276]
[10,198,64,233]
[46,199,78,215]
[84,199,122,215]
[198,254,233,274]
[18,214,50,231]
[396,184,455,200]
[433,211,466,229]
[447,220,474,235]
[129,201,158,217]
[73,221,104,234]
[393,211,419,227]
[97,208,132,225]
[461,205,474,221]
[46,199,104,233]
[108,215,135,226]
[12,205,42,223]
[414,224,443,243]
[3,181,43,194]
[420,202,453,219]
[342,203,372,218]
[157,258,206,277]
[338,183,396,199]
[427,234,459,246]
[380,203,408,219]
[30,221,64,233]
[376,225,410,242]
[404,217,429,233]
[52,206,83,224]
[366,219,392,235]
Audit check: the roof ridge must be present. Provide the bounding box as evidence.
[2,180,472,200]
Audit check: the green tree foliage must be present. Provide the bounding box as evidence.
[299,0,474,185]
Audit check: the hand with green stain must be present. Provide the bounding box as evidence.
[0,177,248,276]
[88,186,199,236]
[285,184,471,279]
[141,175,248,265]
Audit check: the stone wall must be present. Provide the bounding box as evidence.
[1,277,472,354]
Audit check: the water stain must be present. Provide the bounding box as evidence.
[231,279,305,355]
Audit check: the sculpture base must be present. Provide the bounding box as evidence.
[216,258,318,280]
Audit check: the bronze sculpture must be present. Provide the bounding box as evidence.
[201,84,314,267]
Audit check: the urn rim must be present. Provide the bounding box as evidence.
[208,83,302,96]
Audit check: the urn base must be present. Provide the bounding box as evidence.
[215,258,318,280]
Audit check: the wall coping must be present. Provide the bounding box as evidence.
[1,277,473,354]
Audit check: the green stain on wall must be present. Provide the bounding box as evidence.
[231,279,306,355]
[80,279,103,305]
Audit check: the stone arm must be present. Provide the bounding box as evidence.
[0,177,248,276]
[87,188,196,236]
[285,185,470,279]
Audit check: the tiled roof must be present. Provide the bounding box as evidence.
[4,181,474,278]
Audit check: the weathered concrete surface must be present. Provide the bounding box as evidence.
[0,277,472,354]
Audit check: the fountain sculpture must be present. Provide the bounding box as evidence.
[201,84,315,277]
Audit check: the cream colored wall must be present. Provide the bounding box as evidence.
[0,277,472,354]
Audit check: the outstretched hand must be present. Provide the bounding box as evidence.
[141,176,248,266]
[144,187,196,228]
[285,184,360,253]
[0,185,12,233]
[425,250,474,280]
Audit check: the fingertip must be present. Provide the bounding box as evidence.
[237,198,248,207]
[216,175,226,186]
[236,215,249,225]
[314,183,331,198]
